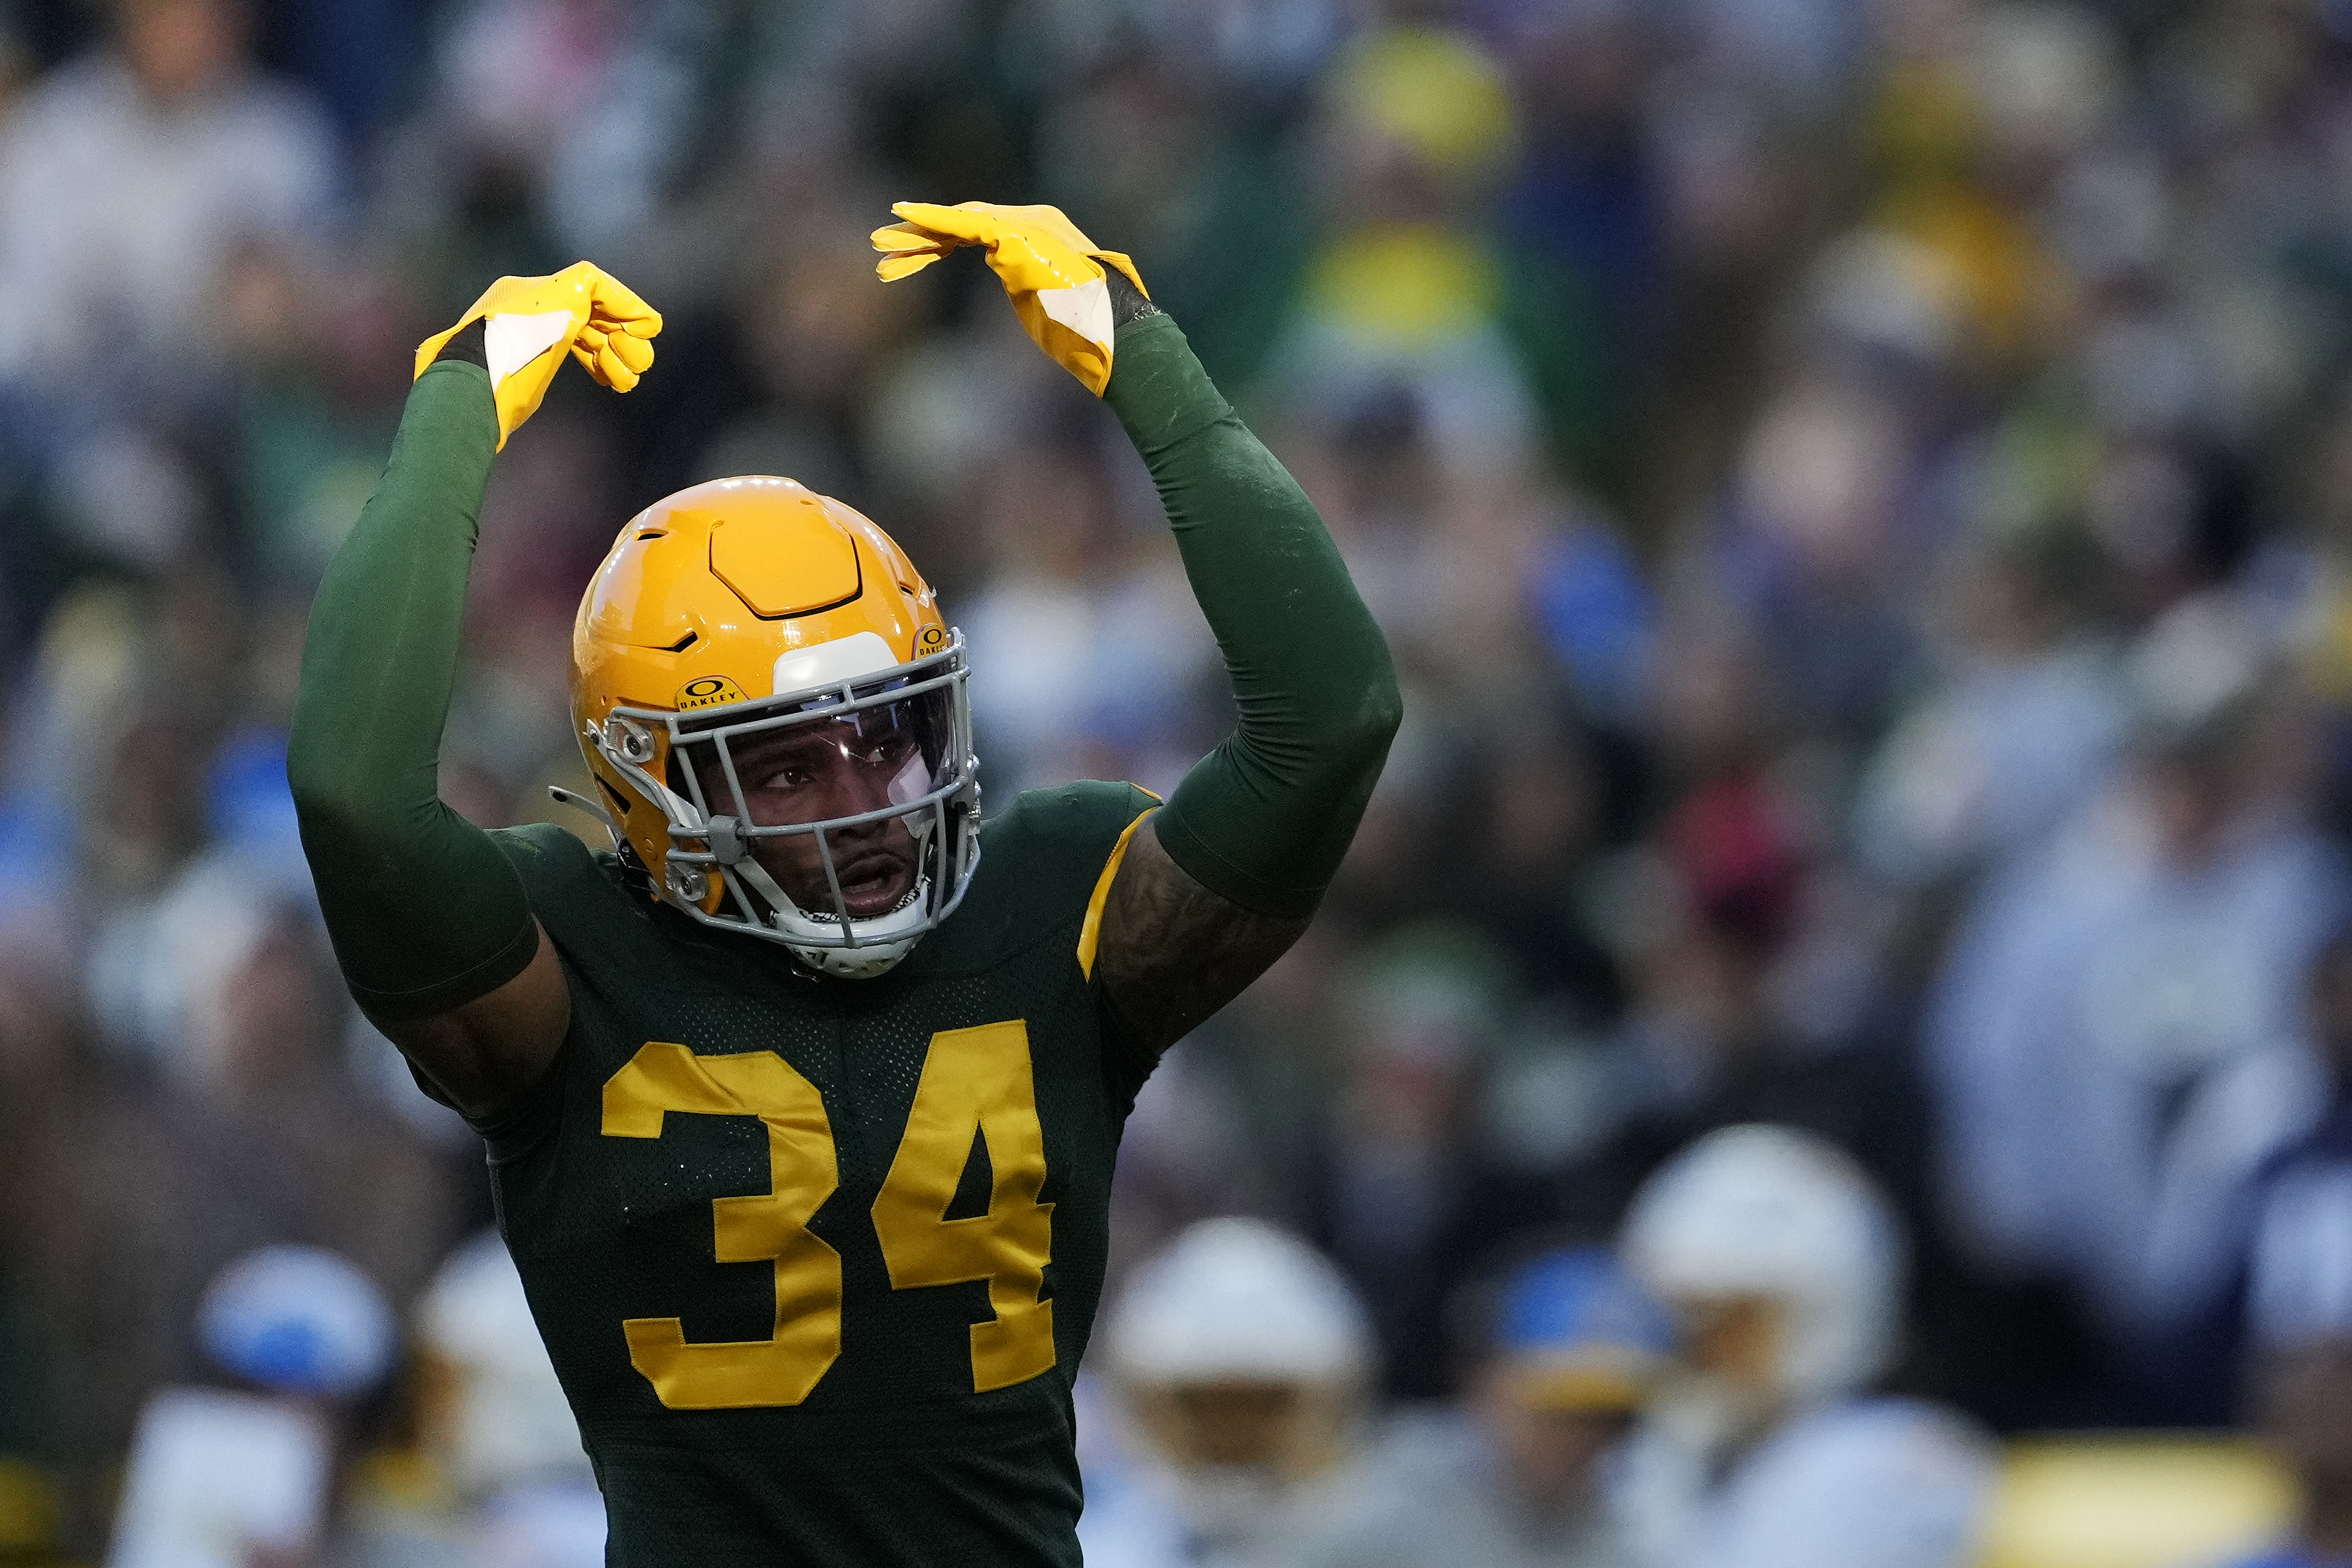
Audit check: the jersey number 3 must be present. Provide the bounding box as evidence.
[600,1021,1055,1410]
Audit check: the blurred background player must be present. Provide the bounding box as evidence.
[108,1245,393,1568]
[1082,1218,1376,1568]
[337,1229,603,1568]
[1317,1245,1673,1568]
[1618,1124,1998,1568]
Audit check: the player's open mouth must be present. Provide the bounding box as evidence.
[834,852,917,918]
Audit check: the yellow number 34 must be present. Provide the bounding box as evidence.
[601,1021,1055,1410]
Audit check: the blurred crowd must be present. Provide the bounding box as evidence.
[13,0,2352,1562]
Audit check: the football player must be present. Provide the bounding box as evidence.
[1616,1126,1996,1568]
[1087,1218,1379,1567]
[286,204,1399,1567]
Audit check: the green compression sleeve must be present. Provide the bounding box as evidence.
[287,361,541,1020]
[1102,313,1402,917]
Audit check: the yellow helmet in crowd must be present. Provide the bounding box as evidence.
[570,475,979,978]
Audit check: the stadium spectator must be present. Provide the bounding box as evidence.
[1587,771,1934,1232]
[0,0,340,420]
[1854,529,2125,892]
[1304,931,1517,1399]
[1928,595,2347,1421]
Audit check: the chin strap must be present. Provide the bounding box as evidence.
[725,852,801,929]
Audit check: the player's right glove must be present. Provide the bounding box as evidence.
[413,262,662,449]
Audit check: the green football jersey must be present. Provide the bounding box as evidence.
[478,780,1160,1567]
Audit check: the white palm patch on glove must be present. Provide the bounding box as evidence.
[486,310,581,388]
[1035,279,1113,364]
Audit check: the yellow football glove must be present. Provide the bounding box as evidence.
[871,202,1147,396]
[414,261,662,449]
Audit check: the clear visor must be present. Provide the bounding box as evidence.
[673,684,961,830]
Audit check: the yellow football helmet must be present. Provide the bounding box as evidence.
[570,475,978,978]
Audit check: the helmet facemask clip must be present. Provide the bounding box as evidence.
[706,815,749,866]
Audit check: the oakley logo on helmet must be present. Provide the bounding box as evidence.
[676,675,747,711]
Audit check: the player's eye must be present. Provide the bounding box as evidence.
[757,763,816,791]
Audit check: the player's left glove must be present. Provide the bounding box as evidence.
[871,201,1147,396]
[413,261,662,449]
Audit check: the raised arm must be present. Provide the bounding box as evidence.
[872,203,1400,1057]
[287,265,659,1120]
[1090,279,1399,1054]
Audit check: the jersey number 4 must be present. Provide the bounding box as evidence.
[600,1021,1055,1410]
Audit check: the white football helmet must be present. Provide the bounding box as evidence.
[1621,1124,1904,1410]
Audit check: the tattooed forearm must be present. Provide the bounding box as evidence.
[1094,822,1310,1062]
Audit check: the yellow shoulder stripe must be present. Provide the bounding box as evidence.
[1078,805,1158,981]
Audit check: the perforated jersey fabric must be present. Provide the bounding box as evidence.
[479,780,1158,1568]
